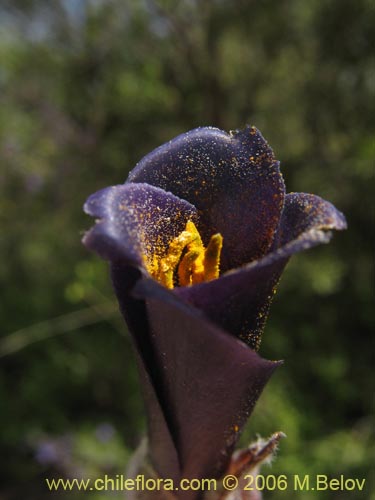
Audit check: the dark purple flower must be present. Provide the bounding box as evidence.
[83,126,346,489]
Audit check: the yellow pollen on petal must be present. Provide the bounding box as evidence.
[146,221,223,289]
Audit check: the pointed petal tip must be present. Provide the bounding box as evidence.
[333,208,347,230]
[272,358,284,367]
[83,185,118,219]
[232,124,276,160]
[263,357,284,374]
[276,192,347,253]
[82,188,115,251]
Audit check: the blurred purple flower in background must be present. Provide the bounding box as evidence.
[95,422,115,443]
[34,434,73,469]
[83,126,346,495]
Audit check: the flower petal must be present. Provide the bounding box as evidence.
[128,126,285,271]
[176,193,346,349]
[110,264,181,481]
[83,183,198,267]
[130,276,281,484]
[176,256,286,350]
[272,192,347,249]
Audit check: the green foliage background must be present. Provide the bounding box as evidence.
[0,1,373,498]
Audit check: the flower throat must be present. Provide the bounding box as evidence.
[147,221,223,289]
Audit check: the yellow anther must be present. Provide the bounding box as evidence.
[146,221,223,289]
[178,249,201,287]
[203,233,223,282]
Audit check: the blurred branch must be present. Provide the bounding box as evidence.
[0,303,119,358]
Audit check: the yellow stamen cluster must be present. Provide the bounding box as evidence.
[147,221,223,289]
